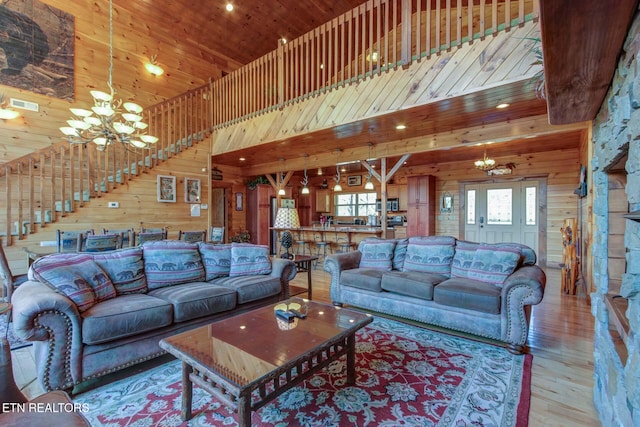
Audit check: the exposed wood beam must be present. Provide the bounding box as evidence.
[540,0,639,124]
[240,115,589,175]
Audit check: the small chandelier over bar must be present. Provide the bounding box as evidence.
[474,151,496,171]
[59,0,157,152]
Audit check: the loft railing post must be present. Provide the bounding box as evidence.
[277,43,285,107]
[400,0,411,65]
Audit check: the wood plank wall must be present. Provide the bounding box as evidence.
[0,0,240,166]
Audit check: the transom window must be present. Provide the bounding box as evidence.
[335,193,377,216]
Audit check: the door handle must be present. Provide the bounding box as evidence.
[479,216,484,228]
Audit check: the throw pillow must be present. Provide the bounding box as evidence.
[467,244,522,284]
[402,236,455,276]
[92,247,147,294]
[142,241,205,290]
[359,240,397,271]
[229,243,272,277]
[451,240,480,278]
[198,242,232,280]
[392,238,409,270]
[31,254,116,312]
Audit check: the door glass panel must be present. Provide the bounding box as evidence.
[466,190,476,224]
[525,186,536,225]
[487,189,512,225]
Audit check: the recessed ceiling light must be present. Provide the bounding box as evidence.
[225,3,234,12]
[396,124,407,130]
[496,103,510,109]
[280,37,287,45]
[239,157,245,161]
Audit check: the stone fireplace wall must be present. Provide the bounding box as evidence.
[592,9,640,426]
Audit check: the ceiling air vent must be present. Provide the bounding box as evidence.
[10,98,39,112]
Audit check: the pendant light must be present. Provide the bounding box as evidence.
[333,149,342,192]
[364,142,375,190]
[301,155,310,195]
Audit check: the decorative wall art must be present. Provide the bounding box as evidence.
[347,175,362,186]
[184,178,201,203]
[157,175,176,203]
[235,192,243,211]
[0,0,75,100]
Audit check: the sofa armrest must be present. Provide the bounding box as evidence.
[324,251,362,303]
[270,258,296,299]
[500,265,546,348]
[11,281,83,391]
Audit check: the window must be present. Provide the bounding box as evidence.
[335,192,377,216]
[525,186,537,225]
[487,188,512,224]
[466,190,476,224]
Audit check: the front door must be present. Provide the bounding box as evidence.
[464,181,539,256]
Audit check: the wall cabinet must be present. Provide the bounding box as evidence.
[316,189,331,213]
[388,184,408,211]
[407,175,435,237]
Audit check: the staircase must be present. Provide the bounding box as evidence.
[0,84,213,246]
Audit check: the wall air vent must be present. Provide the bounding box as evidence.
[10,98,39,112]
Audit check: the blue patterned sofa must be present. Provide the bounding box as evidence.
[11,241,296,392]
[325,236,546,353]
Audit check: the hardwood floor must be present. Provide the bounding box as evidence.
[11,267,599,425]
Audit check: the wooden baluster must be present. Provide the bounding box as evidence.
[468,0,474,43]
[480,0,486,38]
[457,0,462,47]
[5,165,11,245]
[492,0,497,35]
[415,0,421,60]
[505,0,511,29]
[401,0,411,64]
[16,161,23,240]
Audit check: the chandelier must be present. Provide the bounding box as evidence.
[474,151,496,171]
[59,0,157,151]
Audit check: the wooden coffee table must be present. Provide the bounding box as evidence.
[159,298,372,426]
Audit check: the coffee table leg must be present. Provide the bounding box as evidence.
[346,334,356,385]
[238,395,252,427]
[181,362,193,421]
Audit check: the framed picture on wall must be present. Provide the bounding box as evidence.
[157,175,176,203]
[185,178,201,203]
[347,175,362,186]
[236,192,243,211]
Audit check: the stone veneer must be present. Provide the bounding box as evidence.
[591,8,640,426]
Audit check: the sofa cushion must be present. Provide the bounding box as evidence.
[340,268,385,292]
[467,244,521,285]
[92,247,147,294]
[359,240,396,271]
[148,282,237,322]
[381,270,448,300]
[31,254,116,312]
[229,243,271,277]
[142,241,205,290]
[392,238,409,271]
[198,243,232,280]
[211,275,281,304]
[433,277,502,314]
[451,240,480,278]
[81,294,173,344]
[403,236,455,276]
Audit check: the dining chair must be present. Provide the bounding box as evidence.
[0,239,28,301]
[82,233,121,252]
[135,231,166,245]
[210,227,225,244]
[140,227,168,239]
[102,228,134,248]
[178,230,207,243]
[56,229,94,252]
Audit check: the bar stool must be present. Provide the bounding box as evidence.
[334,228,355,253]
[294,229,311,255]
[313,231,330,269]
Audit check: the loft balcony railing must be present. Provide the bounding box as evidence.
[0,0,537,245]
[210,0,538,128]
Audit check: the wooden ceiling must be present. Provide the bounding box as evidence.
[127,0,365,67]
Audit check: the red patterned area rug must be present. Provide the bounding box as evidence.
[74,317,531,426]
